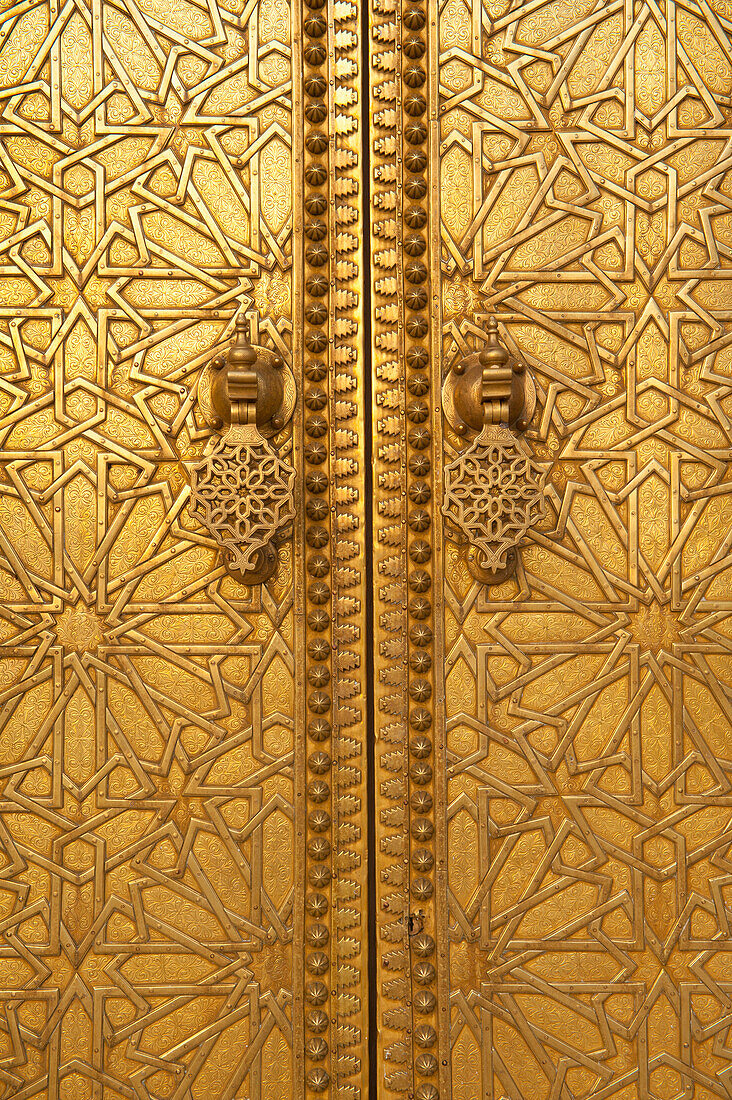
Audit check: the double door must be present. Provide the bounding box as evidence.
[0,0,730,1097]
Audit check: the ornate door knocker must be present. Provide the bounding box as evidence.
[442,316,547,584]
[190,315,297,585]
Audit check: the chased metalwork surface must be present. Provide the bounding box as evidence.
[0,0,367,1097]
[426,0,732,1098]
[371,1,732,1098]
[4,0,732,1093]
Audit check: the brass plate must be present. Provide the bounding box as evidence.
[3,0,732,1095]
[441,351,536,437]
[371,1,732,1099]
[197,342,297,439]
[0,1,368,1098]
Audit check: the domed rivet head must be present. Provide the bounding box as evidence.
[453,362,465,375]
[414,1023,437,1048]
[212,416,223,430]
[456,423,467,436]
[272,416,284,431]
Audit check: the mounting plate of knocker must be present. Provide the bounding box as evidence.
[198,343,296,440]
[442,349,537,438]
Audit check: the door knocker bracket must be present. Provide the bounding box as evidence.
[190,315,297,586]
[442,315,536,436]
[442,317,547,585]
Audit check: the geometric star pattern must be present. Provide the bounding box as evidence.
[438,1,732,1098]
[4,0,732,1096]
[0,0,296,1095]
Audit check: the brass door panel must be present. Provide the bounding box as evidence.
[370,1,732,1099]
[3,0,732,1096]
[0,2,367,1098]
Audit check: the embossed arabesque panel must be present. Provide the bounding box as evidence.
[5,0,732,1093]
[0,0,367,1097]
[372,0,732,1099]
[435,1,732,1098]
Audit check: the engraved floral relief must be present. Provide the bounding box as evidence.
[0,0,301,1093]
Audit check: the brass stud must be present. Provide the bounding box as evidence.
[414,1024,437,1048]
[413,961,436,984]
[306,1009,329,1034]
[306,951,329,975]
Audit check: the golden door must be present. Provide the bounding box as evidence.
[0,0,368,1096]
[1,0,732,1097]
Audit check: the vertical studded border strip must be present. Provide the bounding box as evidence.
[300,1,368,1098]
[328,2,368,1096]
[427,2,451,1095]
[369,0,410,1089]
[370,1,444,1097]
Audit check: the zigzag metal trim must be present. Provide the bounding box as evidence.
[369,0,412,1089]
